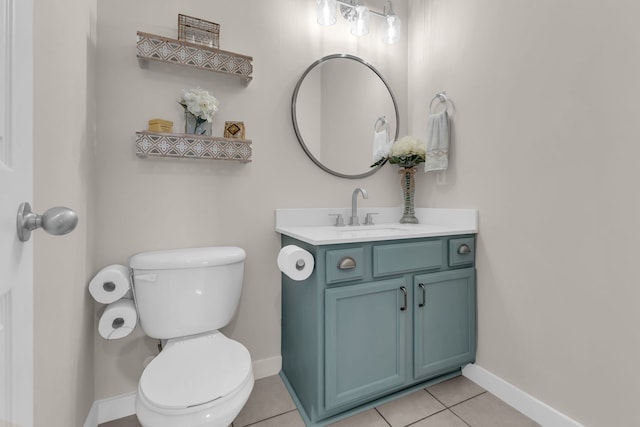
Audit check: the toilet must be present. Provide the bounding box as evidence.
[129,246,254,427]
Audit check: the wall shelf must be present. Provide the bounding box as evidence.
[135,131,252,162]
[136,31,253,83]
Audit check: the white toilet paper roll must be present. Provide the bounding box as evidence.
[98,299,137,340]
[277,245,314,281]
[89,264,131,304]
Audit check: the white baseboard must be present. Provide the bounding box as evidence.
[83,400,99,427]
[462,364,584,427]
[96,392,136,424]
[252,355,282,380]
[85,356,283,426]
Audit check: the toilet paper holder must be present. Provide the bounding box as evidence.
[278,245,314,281]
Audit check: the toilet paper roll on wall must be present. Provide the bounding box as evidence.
[277,245,314,281]
[89,264,131,304]
[98,298,138,339]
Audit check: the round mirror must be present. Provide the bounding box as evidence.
[292,54,400,179]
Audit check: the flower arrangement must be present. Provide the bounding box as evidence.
[371,135,426,168]
[179,88,219,135]
[371,135,426,224]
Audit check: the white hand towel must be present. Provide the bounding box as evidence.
[372,129,389,163]
[424,110,450,172]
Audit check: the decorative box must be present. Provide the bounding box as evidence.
[224,121,246,139]
[178,14,220,48]
[148,119,173,133]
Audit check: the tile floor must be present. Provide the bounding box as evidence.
[100,374,540,427]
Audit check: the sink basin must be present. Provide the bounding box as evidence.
[339,226,412,237]
[275,207,479,245]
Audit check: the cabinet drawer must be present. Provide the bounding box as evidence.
[326,248,365,284]
[449,237,475,267]
[373,240,443,277]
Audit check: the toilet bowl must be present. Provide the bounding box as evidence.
[130,247,254,427]
[136,332,254,427]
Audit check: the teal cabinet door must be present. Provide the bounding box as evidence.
[413,268,476,380]
[325,278,408,411]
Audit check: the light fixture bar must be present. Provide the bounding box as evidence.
[335,0,383,17]
[318,0,401,44]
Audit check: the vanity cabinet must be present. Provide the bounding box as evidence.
[280,234,476,426]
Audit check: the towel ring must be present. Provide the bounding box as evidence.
[429,92,448,114]
[374,115,389,133]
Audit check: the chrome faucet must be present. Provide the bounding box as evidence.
[350,188,368,226]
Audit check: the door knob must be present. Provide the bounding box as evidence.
[16,202,78,242]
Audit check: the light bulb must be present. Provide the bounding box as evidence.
[317,0,337,26]
[382,13,401,44]
[350,4,370,36]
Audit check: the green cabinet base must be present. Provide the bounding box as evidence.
[280,235,477,426]
[280,369,462,427]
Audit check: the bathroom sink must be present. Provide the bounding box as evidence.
[338,226,412,237]
[275,207,479,245]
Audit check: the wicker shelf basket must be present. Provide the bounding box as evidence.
[178,14,220,48]
[137,32,253,83]
[135,131,252,162]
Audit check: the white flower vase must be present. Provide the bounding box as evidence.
[184,111,212,136]
[399,166,418,224]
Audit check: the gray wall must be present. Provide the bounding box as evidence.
[408,1,640,425]
[33,0,97,425]
[94,0,408,398]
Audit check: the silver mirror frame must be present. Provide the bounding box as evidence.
[291,53,400,179]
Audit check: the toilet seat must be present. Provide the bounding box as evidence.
[139,331,252,410]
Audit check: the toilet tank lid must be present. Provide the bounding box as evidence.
[129,246,246,270]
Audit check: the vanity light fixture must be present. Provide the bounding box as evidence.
[382,1,400,44]
[317,0,337,26]
[351,3,370,36]
[316,0,401,44]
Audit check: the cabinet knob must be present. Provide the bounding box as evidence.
[457,244,471,254]
[338,257,356,270]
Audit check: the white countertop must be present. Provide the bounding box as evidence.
[275,207,478,245]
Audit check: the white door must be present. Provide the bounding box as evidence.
[0,0,33,425]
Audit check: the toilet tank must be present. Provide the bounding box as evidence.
[129,247,246,339]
